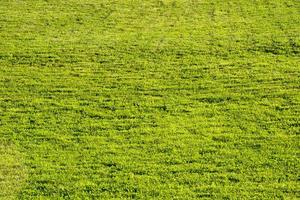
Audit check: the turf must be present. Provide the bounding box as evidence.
[0,0,299,199]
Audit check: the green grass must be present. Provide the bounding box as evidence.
[0,0,299,199]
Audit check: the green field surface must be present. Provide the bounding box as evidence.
[0,0,299,199]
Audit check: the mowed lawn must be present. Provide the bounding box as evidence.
[0,0,299,199]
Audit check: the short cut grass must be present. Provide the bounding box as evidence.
[0,0,299,199]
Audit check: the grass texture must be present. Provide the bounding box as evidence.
[0,0,299,199]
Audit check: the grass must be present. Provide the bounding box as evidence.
[0,142,27,199]
[0,0,299,199]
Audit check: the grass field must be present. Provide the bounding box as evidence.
[0,0,299,199]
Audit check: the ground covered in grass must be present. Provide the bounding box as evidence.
[0,0,299,199]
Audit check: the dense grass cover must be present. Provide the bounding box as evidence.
[0,0,299,199]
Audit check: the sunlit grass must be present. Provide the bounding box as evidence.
[0,0,299,199]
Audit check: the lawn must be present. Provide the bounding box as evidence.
[0,0,299,199]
